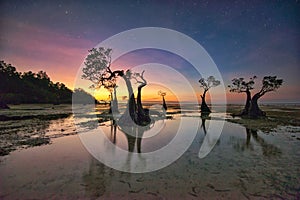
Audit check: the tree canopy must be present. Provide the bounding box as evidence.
[0,61,72,104]
[228,75,283,117]
[228,76,256,93]
[228,76,257,115]
[199,76,221,92]
[257,76,283,96]
[198,75,220,113]
[82,47,123,91]
[248,76,283,117]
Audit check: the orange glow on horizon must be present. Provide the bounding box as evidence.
[93,84,179,102]
[92,84,298,104]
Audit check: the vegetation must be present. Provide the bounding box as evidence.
[228,76,256,115]
[0,56,294,157]
[82,47,151,126]
[229,76,283,118]
[72,88,98,104]
[227,104,300,132]
[158,90,167,111]
[82,48,123,113]
[198,76,220,113]
[249,76,283,117]
[0,61,72,106]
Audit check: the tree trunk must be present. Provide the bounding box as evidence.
[136,84,151,125]
[108,92,113,113]
[118,76,136,126]
[136,126,145,153]
[249,93,265,118]
[137,84,146,116]
[111,87,119,113]
[162,96,167,111]
[241,90,251,115]
[200,89,211,113]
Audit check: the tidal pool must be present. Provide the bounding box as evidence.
[0,105,299,199]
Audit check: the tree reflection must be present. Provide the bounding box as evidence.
[249,129,282,157]
[110,119,117,144]
[118,123,153,153]
[199,112,221,155]
[200,112,211,135]
[233,128,282,157]
[82,157,110,199]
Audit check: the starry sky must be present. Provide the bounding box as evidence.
[1,0,299,103]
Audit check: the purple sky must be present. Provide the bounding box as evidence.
[1,0,299,103]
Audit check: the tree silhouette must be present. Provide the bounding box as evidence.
[0,61,72,105]
[200,113,210,135]
[198,76,220,113]
[249,76,283,117]
[73,88,97,104]
[158,90,167,111]
[228,76,256,115]
[131,70,151,125]
[118,69,137,125]
[82,48,123,113]
[0,61,19,108]
[229,75,283,118]
[82,48,151,125]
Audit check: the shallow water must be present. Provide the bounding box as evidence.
[0,105,299,199]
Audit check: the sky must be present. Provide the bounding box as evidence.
[0,0,299,103]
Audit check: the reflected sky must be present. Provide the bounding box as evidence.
[1,105,299,199]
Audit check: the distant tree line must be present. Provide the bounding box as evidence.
[0,61,95,106]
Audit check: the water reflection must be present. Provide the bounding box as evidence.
[92,100,169,154]
[249,128,282,157]
[198,113,222,158]
[107,117,165,153]
[200,112,211,135]
[199,112,282,159]
[91,105,283,160]
[82,158,109,199]
[2,105,299,199]
[80,113,287,199]
[108,120,117,144]
[124,126,145,153]
[232,128,282,157]
[0,113,73,155]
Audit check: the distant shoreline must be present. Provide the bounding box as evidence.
[4,102,300,107]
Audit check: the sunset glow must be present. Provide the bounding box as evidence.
[1,1,299,103]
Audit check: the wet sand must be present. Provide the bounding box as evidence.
[0,104,299,199]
